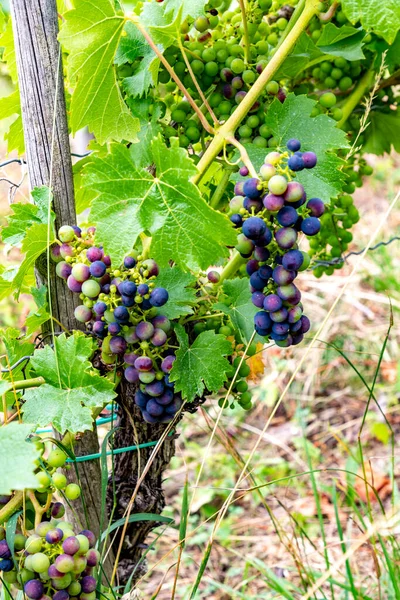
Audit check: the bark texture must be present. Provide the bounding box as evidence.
[10,0,103,543]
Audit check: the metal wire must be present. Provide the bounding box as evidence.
[312,235,400,268]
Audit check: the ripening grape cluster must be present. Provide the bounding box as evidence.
[229,139,324,346]
[0,520,99,600]
[52,226,182,424]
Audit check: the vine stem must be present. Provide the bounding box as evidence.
[131,18,215,135]
[337,68,374,128]
[218,250,246,285]
[226,136,258,177]
[209,169,233,209]
[192,0,320,184]
[0,492,23,524]
[238,0,250,64]
[4,377,45,393]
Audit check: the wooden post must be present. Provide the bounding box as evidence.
[10,0,104,546]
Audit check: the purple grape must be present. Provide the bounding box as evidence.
[87,226,96,235]
[142,411,159,424]
[254,247,270,262]
[72,225,82,237]
[249,272,266,291]
[114,306,129,322]
[274,227,297,249]
[251,291,265,308]
[81,576,96,593]
[51,245,62,262]
[124,352,138,365]
[272,322,290,335]
[136,321,155,340]
[122,294,135,307]
[243,178,261,199]
[255,228,272,247]
[60,243,74,259]
[300,315,311,333]
[45,528,63,544]
[263,294,282,313]
[146,399,164,417]
[239,166,249,176]
[207,270,220,283]
[71,264,90,283]
[283,181,304,203]
[108,322,121,335]
[137,283,149,296]
[232,76,244,90]
[142,259,159,277]
[92,322,106,337]
[164,375,174,388]
[306,198,325,217]
[134,357,153,371]
[156,390,174,406]
[123,256,136,269]
[62,536,80,556]
[152,315,171,333]
[282,250,304,271]
[24,579,44,599]
[288,306,303,323]
[161,355,176,373]
[272,265,296,285]
[0,540,11,559]
[286,138,301,152]
[277,206,298,227]
[220,68,233,82]
[89,261,106,278]
[109,336,127,354]
[302,151,317,168]
[56,261,72,279]
[277,88,286,103]
[67,275,82,293]
[254,311,272,330]
[145,381,165,398]
[242,217,266,240]
[165,396,182,415]
[301,217,321,236]
[86,247,103,262]
[258,265,272,281]
[122,328,137,344]
[103,255,111,266]
[102,284,111,294]
[120,281,137,296]
[222,83,234,99]
[263,193,284,211]
[85,549,100,567]
[124,366,140,383]
[151,328,167,347]
[55,554,74,573]
[290,320,303,333]
[288,155,304,171]
[0,558,13,572]
[135,390,149,409]
[277,283,300,303]
[74,305,92,323]
[270,330,288,341]
[243,197,262,213]
[51,502,65,519]
[150,288,169,307]
[53,591,69,600]
[292,333,304,345]
[231,214,243,227]
[93,301,107,315]
[270,307,288,323]
[48,565,64,579]
[246,260,259,276]
[234,181,245,196]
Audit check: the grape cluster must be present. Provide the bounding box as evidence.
[229,139,323,346]
[0,521,99,600]
[53,226,182,424]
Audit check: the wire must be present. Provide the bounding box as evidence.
[312,235,400,268]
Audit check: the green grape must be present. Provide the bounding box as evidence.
[266,80,279,94]
[31,553,50,573]
[52,472,68,490]
[174,61,186,76]
[209,15,219,28]
[219,325,233,336]
[336,10,347,23]
[267,32,278,46]
[319,92,336,108]
[331,67,343,80]
[186,126,201,142]
[361,164,373,176]
[205,61,219,76]
[194,16,210,32]
[239,124,252,138]
[236,380,248,393]
[320,61,332,73]
[331,107,343,121]
[334,57,347,69]
[191,59,204,74]
[256,40,269,54]
[231,58,245,74]
[312,67,321,79]
[324,76,336,88]
[65,483,81,501]
[47,447,67,468]
[259,123,271,138]
[339,76,353,91]
[209,92,223,107]
[238,362,250,378]
[171,109,186,123]
[179,134,190,147]
[158,70,170,84]
[35,471,51,489]
[216,48,228,62]
[246,115,260,129]
[239,391,252,405]
[254,136,267,147]
[242,69,256,84]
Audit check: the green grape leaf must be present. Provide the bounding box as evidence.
[362,109,400,155]
[115,21,150,65]
[276,33,323,79]
[122,52,159,98]
[0,423,39,494]
[74,157,97,215]
[214,278,259,344]
[86,137,236,269]
[385,32,400,70]
[58,0,140,144]
[116,22,159,98]
[163,0,207,21]
[341,0,400,44]
[153,267,197,319]
[262,94,349,199]
[170,324,232,402]
[23,332,117,434]
[2,186,54,246]
[25,286,50,336]
[12,223,55,297]
[0,18,17,83]
[0,328,34,408]
[127,98,163,168]
[140,2,183,48]
[0,88,24,155]
[316,23,365,61]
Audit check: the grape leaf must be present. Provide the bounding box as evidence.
[153,267,197,319]
[0,88,24,155]
[316,23,365,61]
[362,109,400,155]
[85,137,236,269]
[58,0,139,144]
[127,98,163,168]
[116,22,159,98]
[214,278,259,344]
[341,0,400,44]
[74,157,97,214]
[23,332,117,434]
[276,33,323,79]
[25,286,50,336]
[0,328,34,408]
[163,0,207,21]
[13,223,55,296]
[263,94,349,199]
[0,423,39,494]
[0,17,17,83]
[140,0,207,48]
[2,186,54,246]
[170,325,232,402]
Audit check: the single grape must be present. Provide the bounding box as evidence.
[85,549,100,567]
[30,553,50,573]
[156,388,174,406]
[263,193,284,212]
[142,259,159,277]
[81,575,97,593]
[286,139,301,152]
[151,328,168,347]
[149,288,169,307]
[146,399,164,417]
[283,181,304,203]
[52,573,72,590]
[243,178,261,199]
[114,306,129,322]
[272,265,296,285]
[65,483,81,501]
[242,217,266,240]
[0,540,11,559]
[134,356,153,371]
[277,206,298,227]
[67,275,82,293]
[53,591,69,600]
[109,336,127,354]
[71,263,90,283]
[108,322,121,335]
[52,472,67,489]
[254,311,272,331]
[274,227,297,249]
[86,247,103,262]
[58,225,75,243]
[74,305,92,323]
[287,155,304,172]
[78,530,96,549]
[124,366,140,383]
[45,528,64,544]
[249,272,266,291]
[301,216,321,236]
[259,163,276,181]
[320,92,336,108]
[282,249,304,271]
[123,255,136,269]
[136,321,155,340]
[145,380,165,397]
[207,270,220,283]
[258,265,272,281]
[135,390,148,409]
[56,261,72,279]
[81,280,101,298]
[268,175,288,195]
[51,502,65,519]
[302,151,317,169]
[300,315,311,333]
[24,579,44,599]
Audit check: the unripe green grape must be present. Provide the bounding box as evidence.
[65,483,81,501]
[246,115,260,129]
[238,363,250,378]
[219,325,232,336]
[174,61,186,76]
[186,127,201,142]
[268,175,288,195]
[14,533,27,551]
[35,471,51,489]
[298,251,311,271]
[171,109,186,123]
[339,76,353,91]
[268,137,278,148]
[47,448,67,468]
[81,279,101,298]
[254,136,267,148]
[58,226,75,243]
[259,124,271,138]
[76,534,90,555]
[311,30,321,41]
[361,164,373,176]
[194,16,209,32]
[320,92,336,108]
[216,49,228,62]
[239,391,252,405]
[3,570,17,584]
[312,67,321,79]
[25,535,43,554]
[191,59,204,74]
[320,61,332,74]
[334,57,347,69]
[336,10,347,23]
[209,14,219,28]
[267,32,278,46]
[52,472,67,490]
[256,40,269,54]
[276,17,288,30]
[193,322,206,335]
[179,135,190,148]
[331,107,343,121]
[231,58,245,74]
[242,70,256,84]
[205,61,219,76]
[331,67,342,80]
[31,553,50,573]
[239,124,252,138]
[266,80,279,94]
[324,76,335,88]
[236,380,248,393]
[239,137,252,144]
[229,44,243,57]
[158,70,170,84]
[209,92,223,107]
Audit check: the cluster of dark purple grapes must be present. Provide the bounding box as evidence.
[0,520,99,600]
[229,139,325,347]
[53,226,182,424]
